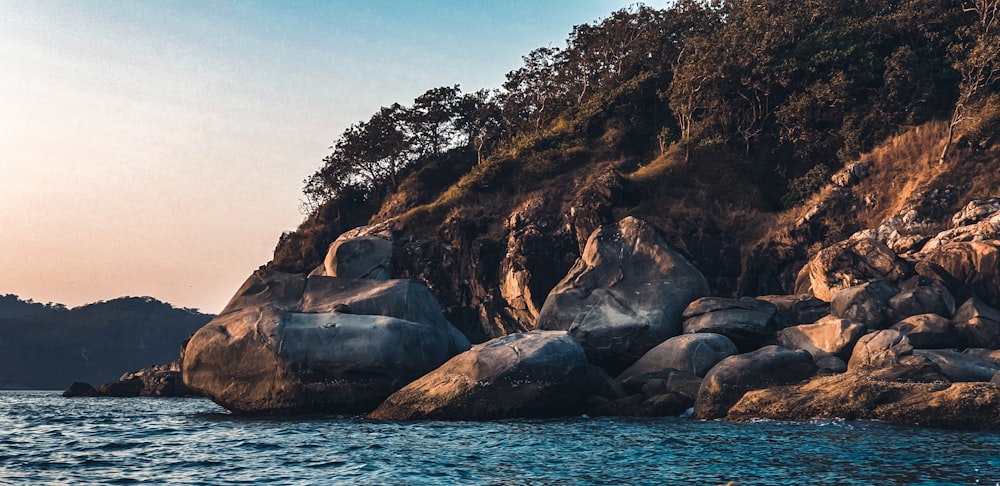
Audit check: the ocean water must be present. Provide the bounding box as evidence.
[0,391,998,485]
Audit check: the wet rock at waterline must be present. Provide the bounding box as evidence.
[692,345,817,420]
[370,331,597,420]
[183,270,469,414]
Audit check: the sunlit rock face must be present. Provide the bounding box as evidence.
[535,216,710,374]
[370,330,596,420]
[183,270,469,414]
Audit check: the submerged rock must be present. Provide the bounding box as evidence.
[183,271,469,414]
[536,216,709,373]
[370,331,594,420]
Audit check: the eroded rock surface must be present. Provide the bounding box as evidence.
[682,297,777,352]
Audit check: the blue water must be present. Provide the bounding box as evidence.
[0,391,998,484]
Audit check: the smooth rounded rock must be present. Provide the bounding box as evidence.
[369,331,593,420]
[682,297,777,352]
[692,345,817,420]
[617,333,737,380]
[183,271,470,414]
[777,316,866,361]
[847,330,914,371]
[886,278,956,323]
[324,236,393,280]
[912,349,1000,382]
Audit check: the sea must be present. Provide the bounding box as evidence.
[0,390,998,485]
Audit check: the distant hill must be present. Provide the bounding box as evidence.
[0,295,213,389]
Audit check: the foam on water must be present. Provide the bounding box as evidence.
[1,390,998,484]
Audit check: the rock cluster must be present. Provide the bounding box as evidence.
[177,203,1000,428]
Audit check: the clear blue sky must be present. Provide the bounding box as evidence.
[0,0,647,313]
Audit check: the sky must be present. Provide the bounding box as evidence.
[0,0,641,313]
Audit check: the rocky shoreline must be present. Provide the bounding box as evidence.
[71,199,1000,429]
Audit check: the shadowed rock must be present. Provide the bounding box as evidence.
[890,314,960,349]
[183,270,470,414]
[692,345,817,420]
[756,294,830,330]
[369,331,594,420]
[682,297,777,352]
[831,281,899,329]
[912,349,1000,382]
[62,382,97,397]
[848,330,914,371]
[918,241,1000,308]
[536,216,709,373]
[951,297,1000,349]
[886,278,956,323]
[617,333,737,380]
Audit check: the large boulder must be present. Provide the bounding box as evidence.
[917,241,1000,308]
[183,271,470,414]
[890,314,960,349]
[692,345,817,420]
[885,278,956,323]
[726,368,1000,429]
[830,280,899,329]
[756,294,829,329]
[807,237,909,302]
[847,329,914,371]
[681,297,777,352]
[912,349,1000,382]
[951,297,1000,349]
[369,331,594,420]
[964,348,1000,367]
[776,316,866,362]
[617,333,737,380]
[535,217,709,373]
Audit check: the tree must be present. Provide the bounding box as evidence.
[941,0,1000,163]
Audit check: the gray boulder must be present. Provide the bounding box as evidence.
[682,297,777,352]
[917,241,1000,308]
[847,330,914,371]
[369,331,594,420]
[964,348,1000,367]
[886,278,956,323]
[692,345,817,420]
[535,216,709,373]
[777,316,866,362]
[602,369,703,417]
[831,280,899,329]
[952,297,1000,349]
[183,271,470,414]
[323,236,393,279]
[890,313,960,349]
[756,294,830,329]
[912,349,1000,382]
[617,333,737,380]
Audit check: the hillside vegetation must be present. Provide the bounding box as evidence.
[270,0,1000,340]
[0,296,212,389]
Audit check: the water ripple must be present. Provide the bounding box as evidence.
[0,390,999,484]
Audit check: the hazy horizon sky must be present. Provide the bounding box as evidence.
[1,0,640,313]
